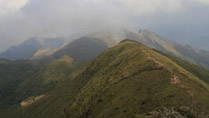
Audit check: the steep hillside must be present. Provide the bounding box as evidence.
[83,30,209,70]
[7,39,209,118]
[137,30,180,55]
[31,48,59,60]
[66,40,209,118]
[135,30,209,69]
[30,38,67,60]
[53,37,109,61]
[89,31,125,47]
[52,31,129,62]
[0,55,87,117]
[16,55,86,99]
[0,59,40,108]
[155,50,209,85]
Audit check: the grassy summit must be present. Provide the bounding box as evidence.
[66,39,209,117]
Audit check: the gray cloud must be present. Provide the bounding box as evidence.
[0,0,209,52]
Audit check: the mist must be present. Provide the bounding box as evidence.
[0,0,209,52]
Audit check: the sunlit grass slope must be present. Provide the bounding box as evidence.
[16,55,86,97]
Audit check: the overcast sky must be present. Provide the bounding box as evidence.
[0,0,209,52]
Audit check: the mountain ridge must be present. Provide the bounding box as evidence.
[134,30,209,69]
[2,30,209,71]
[3,39,209,118]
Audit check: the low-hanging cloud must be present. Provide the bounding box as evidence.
[192,0,209,4]
[0,0,208,52]
[0,0,27,14]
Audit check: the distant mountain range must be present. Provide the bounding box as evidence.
[52,30,209,69]
[1,30,209,70]
[0,37,66,60]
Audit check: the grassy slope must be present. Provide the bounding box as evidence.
[67,40,209,118]
[0,56,87,118]
[0,60,40,107]
[154,49,209,85]
[137,30,180,56]
[16,55,87,98]
[53,37,109,61]
[6,39,209,118]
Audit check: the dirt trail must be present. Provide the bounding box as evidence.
[141,48,180,84]
[140,48,197,99]
[21,94,46,107]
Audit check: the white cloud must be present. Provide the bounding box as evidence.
[192,0,209,4]
[0,0,28,14]
[0,0,208,52]
[0,0,184,52]
[113,0,183,14]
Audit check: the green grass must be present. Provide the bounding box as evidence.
[65,39,209,118]
[0,59,40,108]
[53,37,108,61]
[16,55,87,100]
[1,39,209,118]
[153,49,209,85]
[0,56,87,117]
